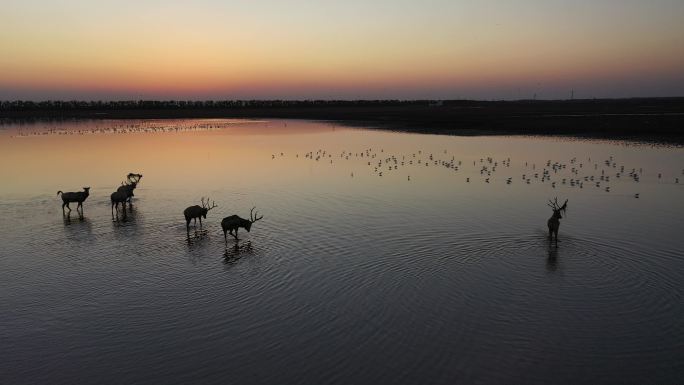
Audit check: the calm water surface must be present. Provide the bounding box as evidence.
[1,119,683,384]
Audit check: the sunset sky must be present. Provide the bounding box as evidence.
[2,0,683,100]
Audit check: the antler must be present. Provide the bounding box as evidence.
[201,197,206,208]
[250,207,264,223]
[206,198,217,211]
[547,197,568,212]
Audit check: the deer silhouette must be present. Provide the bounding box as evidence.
[57,187,90,215]
[110,190,129,217]
[117,181,137,205]
[221,207,264,242]
[184,197,217,233]
[547,198,568,244]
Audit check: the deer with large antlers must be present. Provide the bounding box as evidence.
[127,173,143,184]
[116,173,142,205]
[57,187,90,215]
[183,197,217,232]
[221,207,264,242]
[117,181,137,205]
[547,198,568,244]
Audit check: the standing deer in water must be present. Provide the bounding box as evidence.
[57,187,90,215]
[110,190,129,217]
[221,207,264,242]
[118,173,142,205]
[117,181,137,205]
[547,198,568,244]
[184,197,217,232]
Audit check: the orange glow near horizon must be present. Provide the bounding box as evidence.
[2,1,683,99]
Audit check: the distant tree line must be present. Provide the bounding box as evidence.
[0,99,439,111]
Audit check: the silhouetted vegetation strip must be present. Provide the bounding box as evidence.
[2,98,683,141]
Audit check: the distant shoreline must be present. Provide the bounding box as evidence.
[2,98,684,143]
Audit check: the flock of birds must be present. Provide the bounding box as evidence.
[12,120,245,137]
[272,148,682,198]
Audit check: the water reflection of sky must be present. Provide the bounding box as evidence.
[1,119,683,384]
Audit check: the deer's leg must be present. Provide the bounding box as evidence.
[62,201,67,214]
[224,230,227,244]
[233,228,239,240]
[65,202,71,212]
[199,217,202,228]
[186,217,191,232]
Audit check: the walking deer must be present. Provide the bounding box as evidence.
[57,187,90,215]
[547,198,568,244]
[184,197,217,232]
[221,207,264,242]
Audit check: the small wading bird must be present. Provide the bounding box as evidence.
[221,207,264,242]
[183,197,217,233]
[547,198,568,244]
[57,187,90,216]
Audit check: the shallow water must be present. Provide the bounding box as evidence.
[1,119,683,385]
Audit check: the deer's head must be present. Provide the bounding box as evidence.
[127,173,143,183]
[200,197,217,218]
[246,207,264,232]
[548,198,568,219]
[83,187,91,193]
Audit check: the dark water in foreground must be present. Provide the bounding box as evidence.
[1,119,683,384]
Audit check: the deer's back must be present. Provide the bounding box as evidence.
[61,191,87,202]
[184,205,203,218]
[221,215,243,229]
[111,191,127,202]
[117,184,136,195]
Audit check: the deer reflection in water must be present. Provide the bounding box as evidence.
[224,240,254,264]
[546,244,559,272]
[62,210,88,225]
[186,229,210,249]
